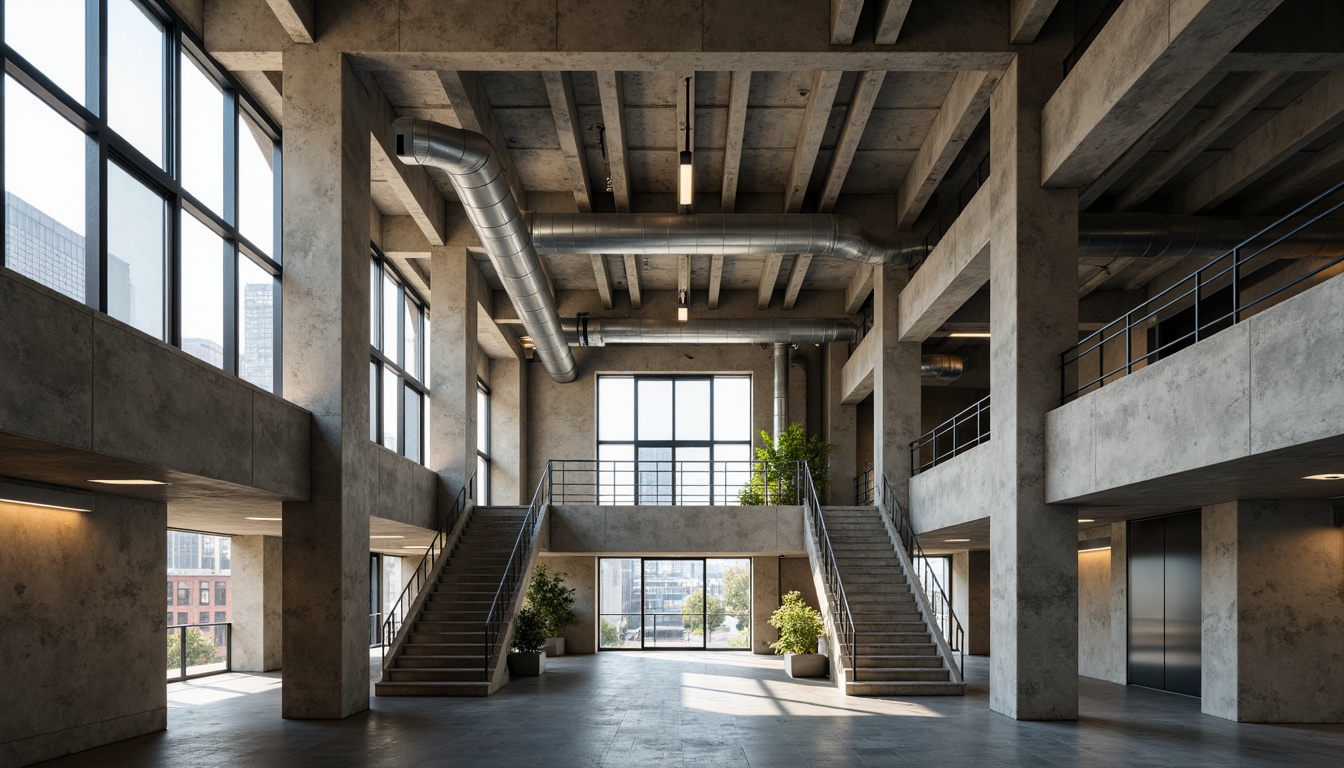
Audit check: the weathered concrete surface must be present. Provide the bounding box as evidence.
[751,556,780,654]
[374,449,437,531]
[1077,545,1112,682]
[896,191,992,343]
[0,490,166,766]
[491,357,529,504]
[824,342,857,504]
[232,535,283,672]
[873,268,921,503]
[909,443,997,534]
[430,246,481,498]
[1202,499,1344,723]
[952,549,991,656]
[537,555,596,655]
[545,506,804,555]
[839,329,876,405]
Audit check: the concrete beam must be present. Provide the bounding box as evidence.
[720,71,751,213]
[897,188,993,342]
[817,70,885,214]
[874,0,914,45]
[1116,71,1290,211]
[1041,0,1284,188]
[677,255,691,302]
[438,71,528,210]
[591,255,615,310]
[623,254,642,309]
[477,302,524,361]
[597,71,633,213]
[368,78,447,246]
[896,70,995,227]
[1173,71,1344,214]
[784,71,842,214]
[1242,133,1344,215]
[830,0,864,45]
[233,70,283,125]
[758,254,784,310]
[782,254,812,310]
[262,0,314,44]
[1009,0,1060,44]
[708,254,725,310]
[844,264,875,314]
[541,71,593,213]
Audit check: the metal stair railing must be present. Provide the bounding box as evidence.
[877,473,965,677]
[798,460,858,675]
[482,462,551,679]
[381,469,475,668]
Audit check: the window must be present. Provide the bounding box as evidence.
[1,0,282,392]
[177,582,190,605]
[370,247,428,464]
[166,612,172,627]
[166,581,173,605]
[596,375,753,505]
[598,557,751,650]
[214,611,227,646]
[476,381,490,504]
[215,581,226,606]
[176,611,187,626]
[199,611,209,625]
[199,583,210,605]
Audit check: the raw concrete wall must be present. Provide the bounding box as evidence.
[0,489,166,767]
[1077,548,1113,681]
[545,506,805,555]
[1047,273,1344,503]
[952,550,991,656]
[232,535,283,672]
[537,555,596,655]
[749,555,819,655]
[374,449,437,530]
[0,270,310,500]
[909,443,998,534]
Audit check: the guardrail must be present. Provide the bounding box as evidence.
[799,460,858,675]
[1061,181,1344,403]
[381,470,475,667]
[854,465,875,505]
[166,622,231,682]
[909,395,990,475]
[549,459,799,506]
[483,463,551,679]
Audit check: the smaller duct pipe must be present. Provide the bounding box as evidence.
[921,354,965,382]
[773,343,789,441]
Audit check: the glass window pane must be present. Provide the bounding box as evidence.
[382,271,398,364]
[238,256,275,392]
[675,446,710,505]
[476,455,489,505]
[238,112,275,256]
[597,444,634,506]
[108,0,165,166]
[637,380,673,440]
[107,163,165,338]
[423,316,431,388]
[369,259,379,347]
[180,53,224,212]
[382,368,399,452]
[707,559,751,649]
[404,297,419,380]
[714,376,752,441]
[674,379,711,440]
[476,387,488,454]
[4,76,89,301]
[180,213,224,367]
[637,446,673,505]
[597,377,634,441]
[404,386,421,463]
[5,0,87,105]
[714,443,753,505]
[369,361,379,442]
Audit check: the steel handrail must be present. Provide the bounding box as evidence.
[798,460,858,676]
[1062,180,1344,401]
[853,465,875,505]
[909,395,991,475]
[878,474,964,677]
[482,462,551,679]
[381,470,475,667]
[548,458,793,506]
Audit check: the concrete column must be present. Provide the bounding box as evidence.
[491,353,528,504]
[952,550,991,656]
[279,45,374,719]
[987,22,1080,720]
[872,266,921,506]
[824,341,857,505]
[231,535,282,672]
[1202,499,1344,723]
[750,556,779,654]
[1106,521,1128,684]
[429,246,479,502]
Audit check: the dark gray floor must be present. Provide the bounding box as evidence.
[38,652,1344,767]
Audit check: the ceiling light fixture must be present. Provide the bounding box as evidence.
[0,481,93,512]
[245,516,283,521]
[1304,473,1344,481]
[944,538,970,543]
[1078,518,1095,523]
[947,332,991,339]
[678,76,693,214]
[402,545,430,549]
[1079,537,1112,553]
[89,479,168,486]
[677,290,689,322]
[370,535,405,539]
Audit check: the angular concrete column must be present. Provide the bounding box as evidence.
[1202,499,1344,723]
[429,246,479,503]
[823,341,857,504]
[872,266,921,506]
[952,550,991,656]
[279,45,375,719]
[986,25,1080,720]
[231,535,283,672]
[490,353,528,504]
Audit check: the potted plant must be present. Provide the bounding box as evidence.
[738,423,834,505]
[526,563,578,656]
[507,605,549,677]
[768,591,827,678]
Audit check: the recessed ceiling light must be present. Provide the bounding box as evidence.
[371,535,405,539]
[0,482,93,512]
[1078,518,1095,523]
[245,516,283,521]
[1304,473,1344,481]
[947,332,991,339]
[402,545,430,549]
[1078,545,1111,553]
[89,479,168,486]
[944,538,971,543]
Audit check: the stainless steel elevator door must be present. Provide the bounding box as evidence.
[1127,511,1202,697]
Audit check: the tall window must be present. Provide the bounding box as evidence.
[2,0,282,392]
[596,375,753,505]
[370,247,428,464]
[477,381,490,504]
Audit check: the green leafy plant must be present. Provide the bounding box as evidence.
[166,628,221,669]
[525,563,578,637]
[681,591,726,635]
[738,423,834,505]
[722,566,751,615]
[600,619,622,647]
[511,605,549,654]
[767,591,825,655]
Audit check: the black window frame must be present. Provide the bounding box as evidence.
[369,244,428,464]
[215,580,226,606]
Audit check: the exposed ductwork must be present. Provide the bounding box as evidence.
[390,117,577,383]
[773,343,789,441]
[920,354,965,381]
[1077,213,1344,260]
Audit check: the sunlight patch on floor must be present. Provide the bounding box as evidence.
[168,672,282,707]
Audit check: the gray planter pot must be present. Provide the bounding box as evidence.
[507,651,547,677]
[545,637,566,657]
[785,653,828,678]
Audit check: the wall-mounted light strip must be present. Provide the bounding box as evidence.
[245,516,283,521]
[1078,537,1111,553]
[89,479,169,486]
[0,481,94,512]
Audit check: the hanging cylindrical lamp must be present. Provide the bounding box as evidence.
[678,76,694,214]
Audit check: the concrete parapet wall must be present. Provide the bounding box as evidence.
[544,505,805,555]
[909,442,998,534]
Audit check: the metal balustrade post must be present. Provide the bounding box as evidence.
[1232,247,1241,323]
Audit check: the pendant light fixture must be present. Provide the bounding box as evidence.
[678,76,693,213]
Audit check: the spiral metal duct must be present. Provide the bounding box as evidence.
[920,354,965,381]
[773,343,789,441]
[565,317,858,346]
[1077,213,1344,260]
[389,117,577,383]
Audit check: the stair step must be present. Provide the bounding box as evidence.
[386,668,491,683]
[843,681,965,697]
[375,680,490,697]
[855,655,946,669]
[393,655,486,669]
[410,631,490,644]
[848,667,953,682]
[853,642,936,654]
[403,643,493,656]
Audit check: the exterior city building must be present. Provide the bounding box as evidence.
[1,0,1343,766]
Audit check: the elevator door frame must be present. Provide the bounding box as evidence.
[1127,510,1202,697]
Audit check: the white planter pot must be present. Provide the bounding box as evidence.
[507,651,547,677]
[545,637,566,656]
[785,653,828,678]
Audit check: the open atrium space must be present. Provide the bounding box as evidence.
[2,0,1343,766]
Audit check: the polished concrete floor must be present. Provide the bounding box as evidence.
[38,652,1344,767]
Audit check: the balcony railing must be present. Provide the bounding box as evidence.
[1061,181,1344,403]
[166,622,231,682]
[910,395,991,476]
[549,459,800,506]
[854,465,875,505]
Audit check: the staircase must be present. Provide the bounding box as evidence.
[811,506,965,696]
[376,506,531,697]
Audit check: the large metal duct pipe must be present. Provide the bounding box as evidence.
[921,354,965,381]
[390,118,577,383]
[1077,213,1344,260]
[773,343,789,441]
